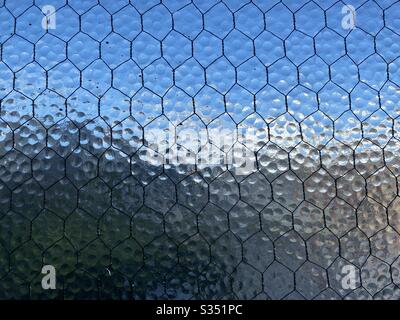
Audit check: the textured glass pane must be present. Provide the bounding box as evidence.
[0,0,400,300]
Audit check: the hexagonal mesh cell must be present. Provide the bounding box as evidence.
[0,0,399,300]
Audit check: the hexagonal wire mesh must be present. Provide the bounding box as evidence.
[0,0,400,300]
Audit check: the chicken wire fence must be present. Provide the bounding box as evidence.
[0,0,400,300]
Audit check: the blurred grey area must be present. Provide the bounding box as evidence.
[1,0,400,299]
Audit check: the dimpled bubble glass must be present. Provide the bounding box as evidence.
[0,0,400,300]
